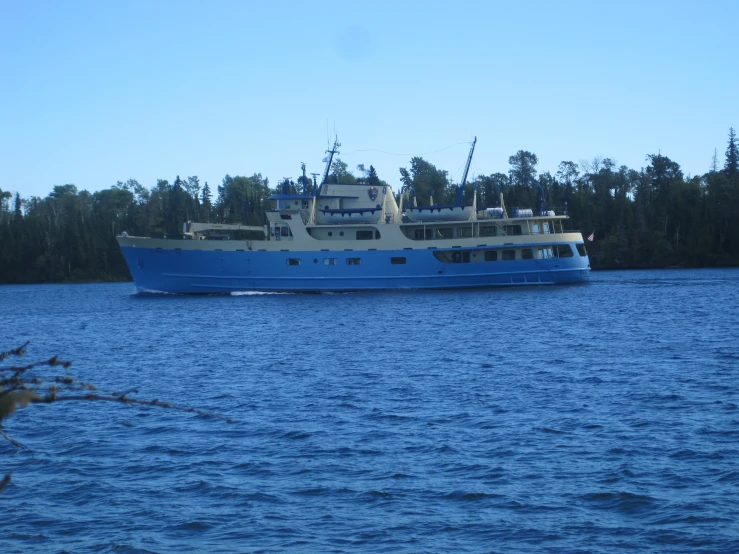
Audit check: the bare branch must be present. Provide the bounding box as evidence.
[1,340,233,496]
[0,428,26,449]
[30,394,233,424]
[0,341,30,362]
[0,474,10,493]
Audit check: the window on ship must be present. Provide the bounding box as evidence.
[521,248,533,259]
[503,225,522,236]
[576,244,587,256]
[502,250,516,261]
[286,258,301,266]
[433,251,471,263]
[391,257,406,264]
[555,244,574,258]
[538,247,554,259]
[411,228,433,240]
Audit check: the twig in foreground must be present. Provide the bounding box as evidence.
[30,394,234,424]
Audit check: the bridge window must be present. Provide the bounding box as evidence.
[576,244,587,256]
[555,245,574,258]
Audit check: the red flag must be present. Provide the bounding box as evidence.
[587,231,594,242]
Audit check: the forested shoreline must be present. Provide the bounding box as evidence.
[1,129,738,284]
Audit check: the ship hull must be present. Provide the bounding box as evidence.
[119,245,590,294]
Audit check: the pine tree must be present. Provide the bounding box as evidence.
[725,127,738,179]
[368,165,380,186]
[201,182,212,222]
[711,148,719,173]
[14,192,22,220]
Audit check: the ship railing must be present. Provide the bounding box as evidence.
[406,227,575,241]
[476,206,569,220]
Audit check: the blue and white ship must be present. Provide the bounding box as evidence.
[117,139,590,293]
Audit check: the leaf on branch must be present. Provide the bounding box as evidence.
[0,389,40,422]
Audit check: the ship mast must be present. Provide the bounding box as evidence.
[455,136,477,206]
[320,137,341,193]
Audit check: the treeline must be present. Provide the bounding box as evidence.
[1,129,738,283]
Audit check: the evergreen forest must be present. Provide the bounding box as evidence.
[1,129,738,284]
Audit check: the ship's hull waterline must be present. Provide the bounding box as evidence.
[119,240,590,294]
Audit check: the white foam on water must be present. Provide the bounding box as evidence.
[230,290,295,296]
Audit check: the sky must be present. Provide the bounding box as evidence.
[1,0,737,199]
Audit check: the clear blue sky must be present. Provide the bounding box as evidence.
[1,0,737,199]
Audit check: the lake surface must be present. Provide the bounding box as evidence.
[1,269,738,553]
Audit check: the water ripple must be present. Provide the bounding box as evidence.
[2,268,739,552]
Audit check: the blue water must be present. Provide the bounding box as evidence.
[1,269,738,553]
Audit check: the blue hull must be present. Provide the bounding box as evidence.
[120,246,590,293]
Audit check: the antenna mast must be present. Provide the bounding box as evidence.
[310,173,320,193]
[321,136,341,189]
